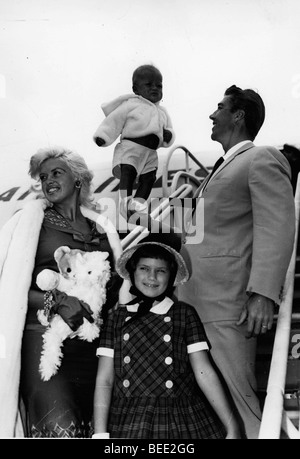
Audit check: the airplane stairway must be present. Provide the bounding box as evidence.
[256,213,300,431]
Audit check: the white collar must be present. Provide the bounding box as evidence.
[126,297,174,314]
[223,140,251,161]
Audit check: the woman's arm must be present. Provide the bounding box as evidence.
[189,350,241,439]
[93,355,115,437]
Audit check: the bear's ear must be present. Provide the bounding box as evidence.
[75,252,84,263]
[54,246,71,264]
[100,251,109,261]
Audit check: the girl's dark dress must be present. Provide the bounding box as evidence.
[97,297,226,439]
[20,208,115,438]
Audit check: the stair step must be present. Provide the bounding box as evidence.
[256,358,300,393]
[256,323,300,394]
[293,292,300,302]
[285,358,300,392]
[283,393,300,416]
[293,281,300,292]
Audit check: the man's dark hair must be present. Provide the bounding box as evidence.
[225,85,265,140]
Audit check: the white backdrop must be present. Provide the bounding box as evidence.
[1,0,300,188]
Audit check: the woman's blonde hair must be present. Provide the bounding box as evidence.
[29,147,94,207]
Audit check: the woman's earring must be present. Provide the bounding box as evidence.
[75,180,82,188]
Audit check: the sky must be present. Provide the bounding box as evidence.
[1,0,300,188]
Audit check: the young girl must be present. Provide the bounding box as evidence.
[93,64,175,218]
[92,237,241,439]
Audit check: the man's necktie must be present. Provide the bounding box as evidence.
[192,155,225,216]
[204,156,225,188]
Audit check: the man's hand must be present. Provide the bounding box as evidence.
[236,293,274,338]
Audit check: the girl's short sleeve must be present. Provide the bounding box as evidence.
[185,305,211,353]
[96,310,115,357]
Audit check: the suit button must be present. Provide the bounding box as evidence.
[123,379,130,388]
[163,334,171,342]
[165,357,173,365]
[166,380,173,389]
[123,333,130,341]
[124,356,131,364]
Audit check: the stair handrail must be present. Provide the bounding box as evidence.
[162,145,210,197]
[258,175,300,439]
[121,183,194,250]
[170,171,201,195]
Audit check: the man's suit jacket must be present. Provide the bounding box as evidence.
[179,142,295,323]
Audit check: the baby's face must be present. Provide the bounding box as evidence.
[133,70,163,104]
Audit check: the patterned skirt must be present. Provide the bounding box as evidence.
[108,394,226,439]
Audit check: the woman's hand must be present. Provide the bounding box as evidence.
[50,290,94,331]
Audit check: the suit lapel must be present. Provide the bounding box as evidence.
[193,141,255,197]
[209,141,254,181]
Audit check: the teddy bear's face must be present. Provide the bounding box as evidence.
[57,248,111,287]
[54,247,85,281]
[73,253,111,287]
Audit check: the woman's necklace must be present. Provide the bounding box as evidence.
[52,207,91,234]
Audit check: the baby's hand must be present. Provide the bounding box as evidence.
[163,129,172,143]
[94,137,105,147]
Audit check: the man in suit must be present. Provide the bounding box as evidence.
[179,85,295,439]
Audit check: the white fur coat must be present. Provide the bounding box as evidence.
[0,199,46,438]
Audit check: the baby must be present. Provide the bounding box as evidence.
[93,64,175,217]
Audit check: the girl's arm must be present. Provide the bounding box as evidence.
[189,350,241,439]
[93,355,115,438]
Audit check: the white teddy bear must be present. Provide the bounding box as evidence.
[36,245,111,381]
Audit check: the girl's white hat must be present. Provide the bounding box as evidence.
[116,235,190,286]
